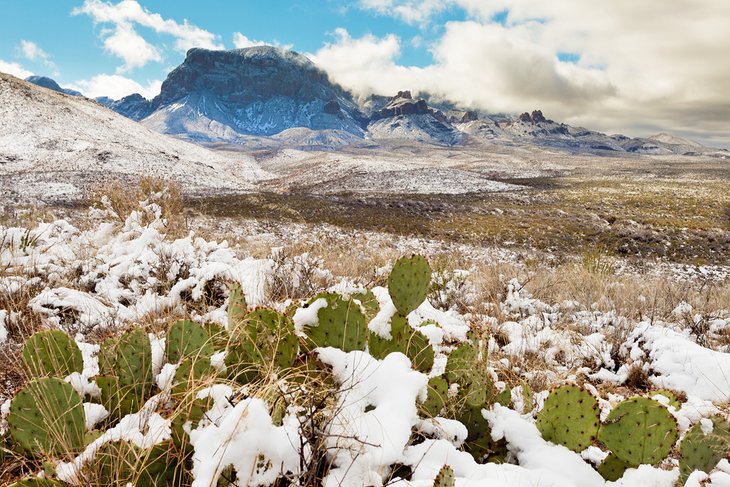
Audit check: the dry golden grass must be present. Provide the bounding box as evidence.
[89,176,187,238]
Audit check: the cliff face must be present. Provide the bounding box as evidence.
[140,46,365,140]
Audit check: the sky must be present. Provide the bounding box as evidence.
[0,0,728,148]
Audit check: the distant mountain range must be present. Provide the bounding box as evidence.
[20,47,728,157]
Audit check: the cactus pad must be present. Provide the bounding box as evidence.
[7,480,65,486]
[679,416,730,483]
[433,465,455,487]
[352,289,380,322]
[21,330,83,379]
[599,396,678,465]
[8,377,85,456]
[166,320,214,364]
[303,293,367,352]
[171,357,214,399]
[227,282,248,330]
[536,385,599,453]
[597,452,631,481]
[113,329,154,416]
[421,376,449,417]
[388,255,431,315]
[649,389,682,410]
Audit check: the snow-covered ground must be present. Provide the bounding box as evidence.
[1,199,728,486]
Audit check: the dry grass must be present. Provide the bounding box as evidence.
[89,176,187,238]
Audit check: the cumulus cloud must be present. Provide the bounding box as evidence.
[73,0,223,71]
[336,0,730,146]
[0,60,33,79]
[68,74,162,100]
[232,33,293,51]
[19,40,59,75]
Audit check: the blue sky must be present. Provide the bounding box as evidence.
[0,1,728,147]
[0,1,448,89]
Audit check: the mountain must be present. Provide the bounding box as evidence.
[98,93,155,121]
[25,75,83,97]
[367,91,465,146]
[134,46,365,143]
[0,73,266,203]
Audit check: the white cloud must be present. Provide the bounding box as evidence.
[339,0,730,146]
[103,23,162,72]
[0,60,33,79]
[68,74,162,100]
[19,40,59,75]
[232,33,293,51]
[73,0,223,71]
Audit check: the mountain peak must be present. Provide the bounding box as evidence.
[25,75,83,97]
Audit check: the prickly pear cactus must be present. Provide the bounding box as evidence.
[388,255,432,315]
[226,308,298,384]
[303,293,367,352]
[172,357,214,399]
[227,282,248,327]
[679,416,730,483]
[8,377,85,456]
[166,320,214,364]
[21,330,83,378]
[455,403,506,462]
[7,479,66,486]
[649,389,682,410]
[107,329,154,418]
[352,289,380,322]
[433,465,455,487]
[599,396,678,465]
[404,326,435,373]
[421,376,449,417]
[536,385,600,453]
[597,452,632,481]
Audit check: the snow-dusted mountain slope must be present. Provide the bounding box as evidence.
[0,73,268,202]
[25,75,83,97]
[138,47,365,142]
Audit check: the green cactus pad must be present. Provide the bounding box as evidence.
[599,396,678,465]
[444,340,477,384]
[421,376,449,417]
[597,452,632,481]
[227,282,248,329]
[433,465,455,487]
[115,329,153,391]
[536,385,599,453]
[226,308,298,384]
[405,328,435,373]
[495,386,512,407]
[7,480,66,486]
[203,322,230,351]
[8,377,85,456]
[388,255,432,315]
[679,416,730,484]
[166,320,214,364]
[171,358,214,399]
[352,289,380,322]
[303,293,367,352]
[21,330,84,379]
[649,389,682,410]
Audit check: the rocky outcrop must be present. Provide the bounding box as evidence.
[518,109,550,124]
[139,47,365,139]
[25,76,82,97]
[98,93,154,122]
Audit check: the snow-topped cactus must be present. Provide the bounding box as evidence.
[598,396,678,465]
[368,313,435,373]
[387,255,432,315]
[536,384,600,453]
[679,416,730,483]
[7,377,85,456]
[302,292,367,352]
[227,281,248,328]
[21,329,83,378]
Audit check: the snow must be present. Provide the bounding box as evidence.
[0,310,7,344]
[317,348,428,487]
[627,324,730,401]
[189,389,302,487]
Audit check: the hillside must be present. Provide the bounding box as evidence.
[0,73,268,203]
